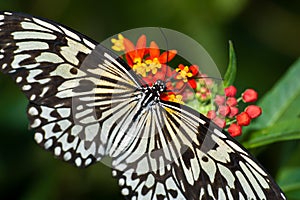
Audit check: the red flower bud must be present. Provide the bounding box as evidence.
[225,86,237,97]
[242,89,258,103]
[207,110,217,119]
[236,112,251,126]
[229,107,239,118]
[200,94,208,101]
[226,97,237,107]
[213,117,226,128]
[218,105,230,116]
[228,123,242,137]
[214,95,225,106]
[245,105,262,119]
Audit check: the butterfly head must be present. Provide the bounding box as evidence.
[152,79,166,94]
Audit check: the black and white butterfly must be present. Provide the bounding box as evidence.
[0,11,286,200]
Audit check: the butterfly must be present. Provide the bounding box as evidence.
[0,11,286,200]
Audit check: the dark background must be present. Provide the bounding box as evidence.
[0,0,299,199]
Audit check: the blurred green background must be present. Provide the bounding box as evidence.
[0,0,299,199]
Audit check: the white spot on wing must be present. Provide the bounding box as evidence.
[63,152,72,161]
[15,41,49,53]
[239,161,266,199]
[58,133,79,151]
[60,26,81,41]
[235,170,256,199]
[241,154,267,176]
[30,94,36,101]
[145,174,155,188]
[33,18,62,33]
[2,63,7,69]
[28,106,39,116]
[85,123,99,141]
[75,157,82,166]
[75,108,93,119]
[57,108,71,118]
[136,157,149,175]
[214,128,226,138]
[12,31,56,40]
[207,184,215,199]
[44,139,53,149]
[39,86,49,97]
[197,149,216,183]
[35,52,64,63]
[85,158,92,166]
[121,188,129,196]
[0,15,4,20]
[217,163,235,188]
[83,38,95,49]
[246,163,269,189]
[40,106,56,122]
[60,37,91,65]
[54,146,61,156]
[57,119,72,131]
[20,21,51,32]
[26,69,43,82]
[16,76,22,83]
[31,118,41,128]
[226,140,248,155]
[4,12,12,15]
[34,132,43,143]
[112,170,117,177]
[50,63,86,79]
[11,54,31,69]
[70,125,83,136]
[118,178,125,186]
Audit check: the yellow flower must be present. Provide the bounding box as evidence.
[168,94,184,104]
[145,58,162,74]
[132,57,147,77]
[111,34,125,51]
[176,64,193,82]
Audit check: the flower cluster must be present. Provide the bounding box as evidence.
[207,86,262,137]
[111,34,262,137]
[111,34,205,101]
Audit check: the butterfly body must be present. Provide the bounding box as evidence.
[0,11,286,200]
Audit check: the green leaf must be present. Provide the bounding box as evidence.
[243,119,300,148]
[223,40,237,87]
[250,58,300,130]
[277,167,300,199]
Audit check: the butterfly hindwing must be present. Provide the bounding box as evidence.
[112,101,286,199]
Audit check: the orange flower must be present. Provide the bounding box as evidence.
[122,35,148,76]
[175,64,199,90]
[145,41,177,74]
[161,92,184,104]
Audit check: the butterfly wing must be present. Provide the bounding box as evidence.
[0,11,143,167]
[0,11,285,200]
[112,101,286,199]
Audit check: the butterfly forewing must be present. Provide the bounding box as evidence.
[0,11,286,200]
[0,11,143,167]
